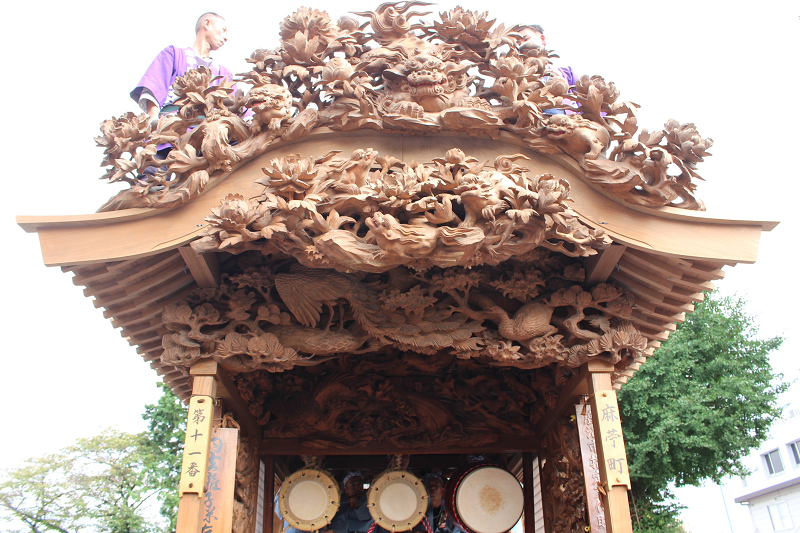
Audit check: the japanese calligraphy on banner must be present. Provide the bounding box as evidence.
[593,390,631,489]
[179,395,215,496]
[202,428,238,533]
[576,403,607,533]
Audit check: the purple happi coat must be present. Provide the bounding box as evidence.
[130,46,233,107]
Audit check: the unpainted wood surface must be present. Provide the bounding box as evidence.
[589,368,633,532]
[29,134,766,266]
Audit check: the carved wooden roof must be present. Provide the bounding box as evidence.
[17,133,773,401]
[17,4,775,448]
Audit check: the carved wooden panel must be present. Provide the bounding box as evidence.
[160,250,647,375]
[232,430,260,533]
[96,3,709,213]
[233,352,562,450]
[541,416,588,532]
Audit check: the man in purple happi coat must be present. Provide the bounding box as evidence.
[518,24,578,115]
[131,12,233,121]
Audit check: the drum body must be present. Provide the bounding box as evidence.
[444,464,524,533]
[277,468,340,532]
[367,470,429,532]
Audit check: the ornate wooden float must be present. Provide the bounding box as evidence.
[18,3,775,532]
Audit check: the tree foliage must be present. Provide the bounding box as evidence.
[139,383,187,531]
[0,430,161,533]
[0,384,186,533]
[619,291,787,528]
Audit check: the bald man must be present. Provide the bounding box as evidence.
[518,24,577,114]
[131,13,232,121]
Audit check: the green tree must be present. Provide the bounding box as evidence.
[0,429,161,533]
[0,384,186,533]
[619,291,787,529]
[139,383,187,532]
[0,451,91,533]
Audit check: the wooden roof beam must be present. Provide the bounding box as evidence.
[633,299,686,323]
[610,272,695,313]
[108,286,195,324]
[583,244,626,286]
[535,366,589,437]
[87,253,184,291]
[670,259,726,281]
[616,259,673,292]
[179,247,220,289]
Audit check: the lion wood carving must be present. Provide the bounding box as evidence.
[545,114,610,161]
[96,3,711,213]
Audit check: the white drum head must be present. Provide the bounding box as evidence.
[278,469,340,531]
[455,467,523,533]
[368,470,428,532]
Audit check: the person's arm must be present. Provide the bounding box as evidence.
[329,507,348,533]
[136,88,160,121]
[130,46,177,110]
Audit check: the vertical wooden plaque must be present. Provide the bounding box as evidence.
[201,427,239,533]
[593,391,631,489]
[576,403,607,533]
[179,395,216,496]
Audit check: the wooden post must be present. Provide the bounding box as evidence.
[587,360,633,533]
[538,455,550,532]
[522,452,535,533]
[262,456,275,533]
[176,360,219,533]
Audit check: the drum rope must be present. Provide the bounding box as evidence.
[422,516,433,533]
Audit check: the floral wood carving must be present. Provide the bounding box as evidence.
[541,416,589,532]
[160,251,647,374]
[232,352,562,449]
[190,148,610,271]
[97,3,710,212]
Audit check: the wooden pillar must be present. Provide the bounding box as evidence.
[587,360,633,533]
[262,456,275,533]
[176,360,219,533]
[522,452,535,533]
[537,454,549,531]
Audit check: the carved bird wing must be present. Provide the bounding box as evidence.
[275,268,352,327]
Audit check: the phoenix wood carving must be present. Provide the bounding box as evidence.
[96,3,710,212]
[160,250,647,376]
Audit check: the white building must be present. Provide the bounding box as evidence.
[732,407,800,532]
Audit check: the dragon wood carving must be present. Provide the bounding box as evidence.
[96,3,711,212]
[232,352,562,449]
[190,148,610,271]
[160,250,647,377]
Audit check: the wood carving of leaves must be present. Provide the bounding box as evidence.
[165,144,206,175]
[96,5,709,212]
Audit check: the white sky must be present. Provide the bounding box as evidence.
[3,1,799,531]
